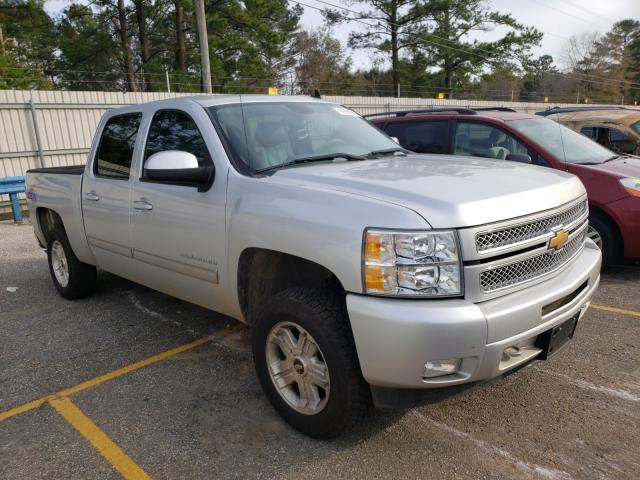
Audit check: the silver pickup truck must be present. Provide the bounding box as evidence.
[26,95,601,438]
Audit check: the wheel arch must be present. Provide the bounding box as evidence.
[237,247,346,325]
[36,207,65,245]
[35,206,96,266]
[589,203,623,251]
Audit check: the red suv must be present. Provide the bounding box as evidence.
[369,108,640,266]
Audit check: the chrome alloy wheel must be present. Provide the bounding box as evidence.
[587,225,603,249]
[266,322,330,415]
[51,240,70,288]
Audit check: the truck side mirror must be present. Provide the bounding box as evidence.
[144,151,213,190]
[505,153,532,164]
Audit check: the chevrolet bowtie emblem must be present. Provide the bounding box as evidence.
[548,229,569,251]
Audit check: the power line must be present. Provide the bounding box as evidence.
[531,0,611,29]
[562,0,617,23]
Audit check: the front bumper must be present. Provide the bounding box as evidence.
[347,240,601,389]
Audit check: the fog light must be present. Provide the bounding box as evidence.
[423,359,461,379]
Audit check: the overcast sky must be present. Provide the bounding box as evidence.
[44,0,640,71]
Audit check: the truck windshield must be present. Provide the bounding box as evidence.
[508,117,614,165]
[208,102,400,172]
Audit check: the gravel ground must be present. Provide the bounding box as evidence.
[1,221,639,480]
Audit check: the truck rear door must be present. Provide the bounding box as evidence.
[128,107,228,312]
[82,112,143,276]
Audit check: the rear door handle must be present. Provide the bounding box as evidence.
[84,191,100,202]
[133,199,153,211]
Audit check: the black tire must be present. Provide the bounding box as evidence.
[47,226,97,299]
[588,213,619,268]
[252,288,370,439]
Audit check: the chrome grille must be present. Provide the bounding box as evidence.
[479,229,586,292]
[476,201,587,252]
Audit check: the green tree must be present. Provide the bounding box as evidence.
[288,28,353,94]
[324,1,433,97]
[592,20,640,102]
[519,54,558,102]
[0,51,51,89]
[55,4,121,91]
[204,0,301,93]
[0,0,56,83]
[422,0,542,98]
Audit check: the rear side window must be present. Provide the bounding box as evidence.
[144,110,210,167]
[95,113,142,179]
[384,121,448,154]
[608,129,629,142]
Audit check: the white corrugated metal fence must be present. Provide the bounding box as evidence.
[0,89,633,216]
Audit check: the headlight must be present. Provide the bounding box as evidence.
[620,178,640,197]
[363,229,462,297]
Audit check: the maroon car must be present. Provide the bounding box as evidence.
[369,108,640,266]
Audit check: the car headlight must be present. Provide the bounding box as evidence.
[363,229,462,297]
[620,178,640,197]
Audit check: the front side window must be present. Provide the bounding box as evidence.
[384,121,448,154]
[509,118,615,165]
[144,110,210,167]
[95,113,142,178]
[580,127,596,139]
[453,122,529,160]
[209,102,400,172]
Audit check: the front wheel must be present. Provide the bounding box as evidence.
[252,288,370,438]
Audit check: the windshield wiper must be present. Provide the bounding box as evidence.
[604,155,620,163]
[365,147,408,158]
[255,152,365,173]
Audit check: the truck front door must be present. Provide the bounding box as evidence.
[129,108,228,312]
[82,112,142,276]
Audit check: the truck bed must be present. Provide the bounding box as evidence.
[26,166,94,264]
[27,165,85,175]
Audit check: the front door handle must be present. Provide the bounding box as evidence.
[84,191,100,202]
[133,199,153,211]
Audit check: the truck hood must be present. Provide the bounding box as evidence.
[268,154,586,228]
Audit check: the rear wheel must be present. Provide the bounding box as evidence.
[252,288,370,438]
[47,227,97,299]
[587,213,618,268]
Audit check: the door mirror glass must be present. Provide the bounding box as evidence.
[505,153,532,164]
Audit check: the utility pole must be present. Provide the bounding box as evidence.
[194,0,212,94]
[0,25,5,54]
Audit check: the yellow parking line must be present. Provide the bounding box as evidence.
[0,399,48,423]
[0,330,233,423]
[591,304,640,318]
[49,396,151,480]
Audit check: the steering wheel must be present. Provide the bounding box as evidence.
[490,147,510,160]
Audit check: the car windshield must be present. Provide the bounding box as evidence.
[631,120,640,134]
[208,101,401,172]
[508,117,615,164]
